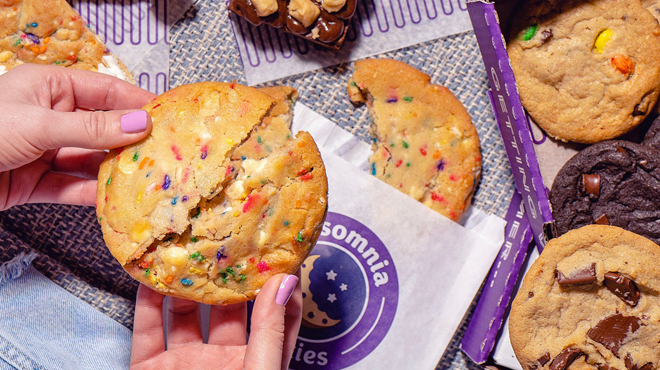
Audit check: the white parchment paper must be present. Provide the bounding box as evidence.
[291,104,506,369]
[74,0,191,94]
[229,0,472,85]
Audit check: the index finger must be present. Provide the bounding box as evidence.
[4,64,156,111]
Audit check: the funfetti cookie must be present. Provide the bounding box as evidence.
[549,140,660,245]
[96,82,328,305]
[347,58,481,222]
[507,0,660,144]
[232,86,298,161]
[0,0,133,82]
[509,225,660,370]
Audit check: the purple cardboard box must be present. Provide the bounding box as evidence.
[460,0,558,365]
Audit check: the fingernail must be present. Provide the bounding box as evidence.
[275,275,299,306]
[120,110,148,133]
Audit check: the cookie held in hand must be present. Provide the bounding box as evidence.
[96,82,328,305]
[347,58,481,222]
[510,225,660,370]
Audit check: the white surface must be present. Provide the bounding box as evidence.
[230,0,473,85]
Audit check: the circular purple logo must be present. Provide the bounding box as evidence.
[290,212,399,369]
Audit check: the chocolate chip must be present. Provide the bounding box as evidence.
[541,29,553,43]
[604,272,640,306]
[528,291,535,298]
[594,214,609,225]
[596,364,612,370]
[538,352,551,366]
[549,347,584,370]
[556,263,597,286]
[580,174,601,196]
[625,353,653,370]
[587,314,641,356]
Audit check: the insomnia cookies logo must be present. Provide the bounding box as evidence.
[291,212,399,369]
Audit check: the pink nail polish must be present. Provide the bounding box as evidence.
[275,275,299,305]
[120,110,148,133]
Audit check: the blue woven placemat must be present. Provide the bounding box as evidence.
[0,1,515,369]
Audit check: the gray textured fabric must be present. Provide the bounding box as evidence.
[0,1,515,369]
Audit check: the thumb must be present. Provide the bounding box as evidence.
[41,109,152,150]
[244,274,300,370]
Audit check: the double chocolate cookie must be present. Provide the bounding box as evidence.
[642,115,660,150]
[97,82,328,305]
[549,140,660,244]
[510,225,660,370]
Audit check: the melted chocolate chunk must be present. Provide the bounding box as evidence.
[625,354,653,370]
[227,0,356,49]
[580,174,601,196]
[549,140,660,245]
[540,29,553,43]
[595,214,609,225]
[556,263,597,286]
[538,352,551,366]
[587,314,641,356]
[549,347,584,370]
[597,364,614,370]
[604,272,640,306]
[633,104,646,116]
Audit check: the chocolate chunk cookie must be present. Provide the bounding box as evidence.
[97,82,328,305]
[507,0,660,143]
[510,225,660,370]
[549,140,660,244]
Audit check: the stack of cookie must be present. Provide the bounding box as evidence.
[505,1,660,369]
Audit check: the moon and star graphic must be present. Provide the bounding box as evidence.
[300,242,368,341]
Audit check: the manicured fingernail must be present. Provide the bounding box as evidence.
[275,275,298,306]
[120,110,148,133]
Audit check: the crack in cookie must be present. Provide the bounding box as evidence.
[97,83,328,305]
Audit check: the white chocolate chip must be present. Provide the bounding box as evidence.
[258,230,268,246]
[288,0,320,28]
[252,0,278,17]
[160,246,189,275]
[322,0,346,12]
[56,28,70,41]
[451,126,463,139]
[118,153,139,174]
[0,51,13,63]
[226,180,248,199]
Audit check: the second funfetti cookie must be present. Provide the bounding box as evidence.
[96,82,328,305]
[510,225,660,370]
[347,59,481,222]
[507,0,660,144]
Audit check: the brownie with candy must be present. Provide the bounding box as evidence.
[228,0,356,49]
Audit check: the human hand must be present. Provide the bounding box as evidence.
[0,64,156,211]
[130,273,302,370]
